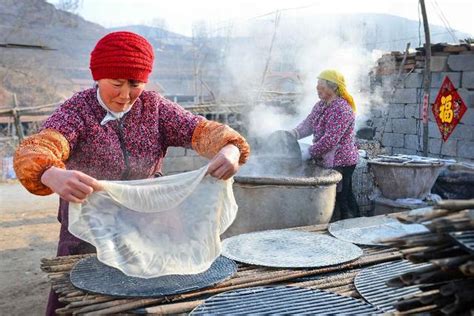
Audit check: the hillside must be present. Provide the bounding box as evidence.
[0,0,106,106]
[0,0,471,108]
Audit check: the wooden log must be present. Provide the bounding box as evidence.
[397,265,438,286]
[414,269,466,285]
[288,271,358,289]
[435,200,474,211]
[143,299,205,314]
[407,247,466,263]
[431,255,472,270]
[459,261,474,276]
[419,292,453,306]
[396,304,439,315]
[69,298,161,315]
[440,279,474,296]
[65,296,116,308]
[76,298,164,315]
[58,295,99,303]
[394,296,425,311]
[440,290,474,316]
[60,251,402,314]
[381,233,450,248]
[42,263,77,273]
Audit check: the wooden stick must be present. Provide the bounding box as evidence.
[431,255,472,270]
[70,298,160,315]
[435,199,474,211]
[66,296,116,308]
[42,263,77,273]
[459,261,474,276]
[288,271,358,289]
[143,300,205,314]
[440,279,474,296]
[406,247,466,263]
[394,296,425,311]
[58,251,402,314]
[78,298,164,315]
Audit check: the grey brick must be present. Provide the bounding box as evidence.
[388,105,405,118]
[404,104,418,119]
[403,73,423,88]
[373,117,392,133]
[458,88,474,109]
[382,132,404,147]
[462,71,474,89]
[429,88,441,103]
[392,118,418,134]
[428,138,442,155]
[392,88,418,104]
[448,54,474,71]
[428,122,442,139]
[166,146,186,157]
[381,75,396,87]
[440,139,457,156]
[405,134,420,150]
[458,140,474,159]
[450,124,474,141]
[371,108,383,118]
[382,90,393,100]
[431,72,461,88]
[461,110,474,126]
[430,55,448,72]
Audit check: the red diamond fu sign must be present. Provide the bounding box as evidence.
[432,76,468,142]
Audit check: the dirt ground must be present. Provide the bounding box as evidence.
[0,181,60,315]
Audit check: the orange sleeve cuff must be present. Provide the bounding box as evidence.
[191,120,250,165]
[13,129,70,195]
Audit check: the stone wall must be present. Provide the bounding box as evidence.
[162,147,209,174]
[162,105,249,174]
[369,45,474,162]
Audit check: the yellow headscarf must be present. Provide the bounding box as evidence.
[317,69,356,112]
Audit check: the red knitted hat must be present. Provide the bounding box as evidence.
[90,31,154,82]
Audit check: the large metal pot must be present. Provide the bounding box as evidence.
[368,159,445,200]
[224,166,342,237]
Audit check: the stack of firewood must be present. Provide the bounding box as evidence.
[382,199,474,315]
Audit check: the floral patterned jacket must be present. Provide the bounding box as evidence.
[294,97,358,168]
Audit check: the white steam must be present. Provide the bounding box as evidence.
[220,14,386,137]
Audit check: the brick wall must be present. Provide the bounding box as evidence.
[369,46,474,162]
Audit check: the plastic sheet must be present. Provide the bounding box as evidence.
[69,165,238,278]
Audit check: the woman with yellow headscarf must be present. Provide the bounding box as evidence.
[290,69,360,219]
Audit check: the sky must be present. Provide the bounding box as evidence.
[48,0,473,37]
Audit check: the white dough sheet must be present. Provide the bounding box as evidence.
[68,165,238,278]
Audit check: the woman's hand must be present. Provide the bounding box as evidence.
[207,144,241,180]
[41,166,103,203]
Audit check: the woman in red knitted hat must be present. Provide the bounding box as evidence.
[13,31,250,315]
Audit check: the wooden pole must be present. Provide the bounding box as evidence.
[419,0,432,156]
[257,10,281,103]
[12,93,24,142]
